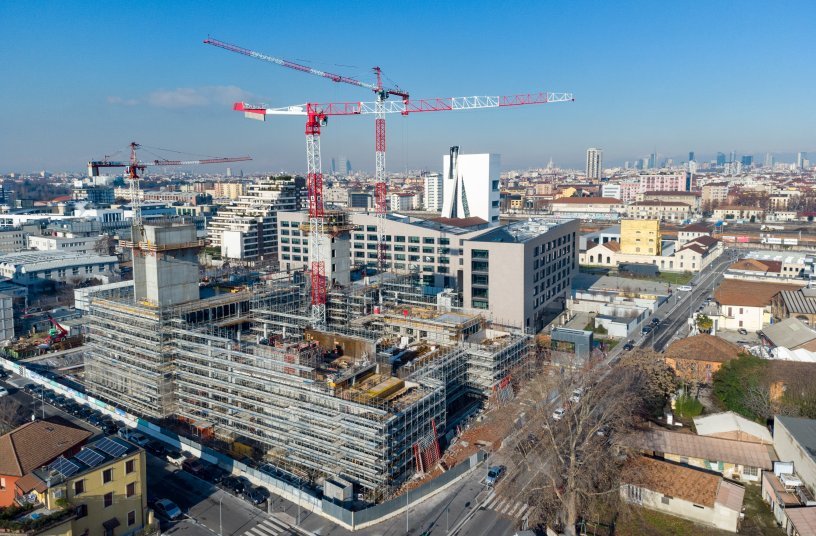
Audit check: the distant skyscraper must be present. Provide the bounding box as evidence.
[635,159,644,170]
[585,148,603,180]
[338,156,351,175]
[345,158,352,174]
[688,151,695,162]
[716,152,726,166]
[330,158,336,174]
[740,155,753,167]
[226,167,232,178]
[648,153,657,169]
[424,172,444,212]
[797,152,808,169]
[764,153,774,168]
[729,150,736,164]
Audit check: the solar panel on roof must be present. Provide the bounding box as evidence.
[75,448,105,468]
[49,456,80,478]
[95,437,128,458]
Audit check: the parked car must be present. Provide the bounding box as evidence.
[145,441,167,457]
[203,464,227,484]
[651,317,661,325]
[569,388,584,404]
[622,343,634,351]
[245,485,270,505]
[641,325,652,335]
[222,476,246,495]
[552,407,566,421]
[0,387,8,398]
[738,328,748,335]
[153,498,182,521]
[167,450,188,467]
[182,458,207,476]
[485,465,506,487]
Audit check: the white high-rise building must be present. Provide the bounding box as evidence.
[797,152,808,169]
[441,147,500,225]
[424,173,444,212]
[586,148,602,180]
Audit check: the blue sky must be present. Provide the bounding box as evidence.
[2,0,814,173]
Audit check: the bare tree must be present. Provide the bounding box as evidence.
[0,397,27,434]
[511,360,653,536]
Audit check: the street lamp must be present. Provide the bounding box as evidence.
[219,494,224,536]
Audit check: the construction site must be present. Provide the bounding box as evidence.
[82,218,534,501]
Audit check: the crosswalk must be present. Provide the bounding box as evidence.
[241,516,293,536]
[481,492,530,520]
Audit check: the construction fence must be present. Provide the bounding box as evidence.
[0,355,486,532]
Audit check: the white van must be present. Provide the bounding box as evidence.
[676,285,693,292]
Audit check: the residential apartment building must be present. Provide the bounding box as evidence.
[702,182,730,207]
[0,419,92,507]
[636,171,688,193]
[424,172,444,211]
[212,181,246,200]
[207,176,300,260]
[713,279,802,332]
[13,435,149,536]
[713,206,765,221]
[585,148,602,181]
[620,219,661,256]
[640,190,701,210]
[0,229,27,253]
[627,200,693,223]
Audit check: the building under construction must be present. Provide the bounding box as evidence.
[86,221,533,498]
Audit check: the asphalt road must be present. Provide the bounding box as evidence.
[648,250,738,352]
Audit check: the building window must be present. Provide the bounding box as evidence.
[125,460,135,474]
[103,468,113,484]
[75,504,88,518]
[743,466,758,477]
[126,482,136,498]
[661,496,671,505]
[128,510,136,526]
[74,480,84,495]
[104,492,113,507]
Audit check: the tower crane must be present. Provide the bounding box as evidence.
[204,38,406,277]
[88,142,251,225]
[233,91,574,325]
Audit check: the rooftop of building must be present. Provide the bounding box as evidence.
[713,279,802,307]
[761,318,816,349]
[633,429,775,470]
[0,250,117,266]
[775,416,816,464]
[644,190,700,196]
[23,436,140,491]
[622,456,744,511]
[786,506,816,534]
[679,223,711,233]
[470,218,574,243]
[746,250,813,264]
[692,411,773,444]
[665,334,743,363]
[777,287,816,314]
[0,418,93,477]
[728,258,784,273]
[551,196,621,204]
[630,200,692,207]
[428,216,488,229]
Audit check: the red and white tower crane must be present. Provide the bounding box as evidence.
[204,38,407,294]
[233,92,574,324]
[88,142,251,225]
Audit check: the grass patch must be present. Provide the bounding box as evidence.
[596,338,619,351]
[616,505,732,536]
[740,484,785,536]
[655,271,694,285]
[675,394,704,418]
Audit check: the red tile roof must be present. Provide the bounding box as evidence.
[714,279,801,307]
[552,197,621,205]
[622,456,721,508]
[666,334,743,363]
[0,418,92,477]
